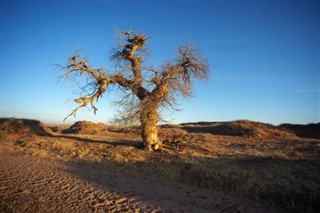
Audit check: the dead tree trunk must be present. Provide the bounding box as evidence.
[140,97,161,151]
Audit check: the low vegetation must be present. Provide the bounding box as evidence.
[280,123,320,139]
[1,118,320,212]
[0,118,51,142]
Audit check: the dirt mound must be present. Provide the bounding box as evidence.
[0,118,51,142]
[181,120,297,139]
[159,127,187,142]
[63,121,107,134]
[280,123,320,139]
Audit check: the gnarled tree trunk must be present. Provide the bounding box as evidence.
[140,97,161,151]
[61,30,209,151]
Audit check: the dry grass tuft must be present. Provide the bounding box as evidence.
[159,127,187,140]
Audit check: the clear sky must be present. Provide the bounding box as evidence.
[1,0,319,125]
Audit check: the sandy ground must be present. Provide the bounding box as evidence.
[0,149,275,213]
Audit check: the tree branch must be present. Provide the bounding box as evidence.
[61,54,150,122]
[61,55,106,81]
[113,31,147,84]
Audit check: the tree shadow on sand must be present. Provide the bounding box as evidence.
[63,154,279,213]
[52,134,144,148]
[63,153,320,213]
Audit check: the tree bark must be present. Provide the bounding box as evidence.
[140,97,161,151]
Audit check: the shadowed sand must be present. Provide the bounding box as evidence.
[0,151,274,212]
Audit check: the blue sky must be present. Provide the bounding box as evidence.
[1,0,319,125]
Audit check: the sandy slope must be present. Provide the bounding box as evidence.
[0,150,275,213]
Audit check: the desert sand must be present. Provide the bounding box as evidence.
[1,118,319,212]
[0,150,273,213]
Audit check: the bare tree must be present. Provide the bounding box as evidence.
[60,30,209,151]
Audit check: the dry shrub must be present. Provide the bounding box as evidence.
[63,121,107,134]
[159,127,188,150]
[0,118,51,142]
[159,127,187,139]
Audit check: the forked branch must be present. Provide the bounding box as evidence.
[113,31,147,84]
[61,53,151,121]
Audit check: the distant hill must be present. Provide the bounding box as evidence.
[280,123,320,139]
[1,118,318,140]
[180,120,298,139]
